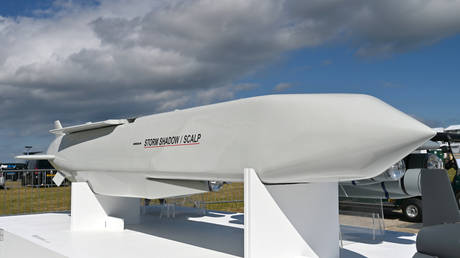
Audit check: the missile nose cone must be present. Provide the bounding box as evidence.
[256,94,436,183]
[371,95,435,146]
[338,95,436,180]
[401,118,435,145]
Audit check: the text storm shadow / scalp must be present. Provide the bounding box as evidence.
[144,133,202,148]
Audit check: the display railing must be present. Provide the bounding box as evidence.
[0,172,388,239]
[0,171,243,216]
[0,170,71,216]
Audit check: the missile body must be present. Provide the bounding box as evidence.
[18,94,434,199]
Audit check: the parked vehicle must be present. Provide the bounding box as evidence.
[22,159,57,186]
[0,163,26,181]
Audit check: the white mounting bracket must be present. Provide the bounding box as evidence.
[70,182,140,231]
[244,168,339,258]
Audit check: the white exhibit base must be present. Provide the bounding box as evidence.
[0,207,417,258]
[244,168,339,258]
[71,182,140,231]
[71,172,339,256]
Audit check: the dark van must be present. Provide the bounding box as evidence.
[22,160,56,186]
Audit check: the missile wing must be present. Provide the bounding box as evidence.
[49,119,128,135]
[17,94,434,199]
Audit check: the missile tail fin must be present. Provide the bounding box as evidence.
[54,120,63,130]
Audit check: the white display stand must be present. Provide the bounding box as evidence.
[70,171,339,256]
[0,174,419,257]
[70,182,140,231]
[0,207,417,258]
[244,168,339,258]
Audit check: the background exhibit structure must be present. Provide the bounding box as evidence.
[17,94,435,257]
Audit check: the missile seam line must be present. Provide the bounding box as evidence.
[144,143,200,148]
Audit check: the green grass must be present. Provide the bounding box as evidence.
[0,181,244,216]
[162,182,244,213]
[0,181,71,215]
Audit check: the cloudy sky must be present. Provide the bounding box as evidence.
[1,0,460,162]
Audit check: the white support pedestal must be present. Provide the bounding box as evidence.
[71,182,140,231]
[244,168,339,258]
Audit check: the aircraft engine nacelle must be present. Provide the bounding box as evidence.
[339,168,426,199]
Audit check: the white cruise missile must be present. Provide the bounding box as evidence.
[17,94,434,199]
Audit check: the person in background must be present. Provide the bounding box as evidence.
[444,153,457,182]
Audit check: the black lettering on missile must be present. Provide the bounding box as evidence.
[143,133,202,148]
[182,133,201,144]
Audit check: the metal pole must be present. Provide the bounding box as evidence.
[380,199,385,231]
[17,174,20,214]
[29,176,32,214]
[5,179,8,215]
[1,181,4,215]
[23,175,25,214]
[37,175,40,214]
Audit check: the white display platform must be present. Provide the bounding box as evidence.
[340,226,417,258]
[0,207,417,258]
[70,182,140,231]
[0,207,242,258]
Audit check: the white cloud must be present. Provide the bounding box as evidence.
[273,82,292,92]
[2,0,460,92]
[1,0,460,160]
